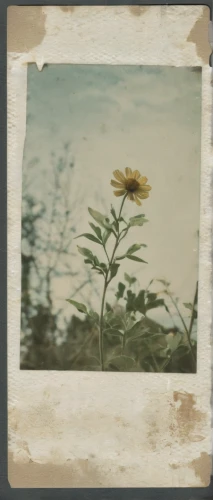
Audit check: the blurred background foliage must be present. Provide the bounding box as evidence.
[21,145,197,373]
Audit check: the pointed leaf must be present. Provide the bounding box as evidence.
[66,299,87,314]
[115,282,126,300]
[134,290,146,313]
[126,289,136,312]
[110,263,120,280]
[110,206,117,221]
[88,309,99,323]
[75,233,102,244]
[124,273,137,286]
[183,302,193,311]
[125,320,149,343]
[77,246,94,259]
[129,215,148,227]
[147,292,157,303]
[89,223,102,240]
[106,302,113,312]
[88,207,112,229]
[146,299,165,312]
[126,243,147,255]
[126,255,148,263]
[102,229,111,245]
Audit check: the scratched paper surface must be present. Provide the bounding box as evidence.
[8,5,212,487]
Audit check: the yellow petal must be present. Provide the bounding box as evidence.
[137,191,149,199]
[132,170,141,180]
[113,189,126,197]
[127,192,134,201]
[138,176,148,185]
[134,196,142,206]
[125,167,133,178]
[111,179,124,188]
[113,170,126,182]
[138,184,152,192]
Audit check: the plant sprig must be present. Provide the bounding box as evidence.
[67,195,148,370]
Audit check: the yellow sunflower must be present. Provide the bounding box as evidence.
[110,168,152,206]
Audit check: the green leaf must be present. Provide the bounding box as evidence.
[115,254,126,261]
[104,328,123,337]
[84,259,93,264]
[129,214,148,227]
[166,332,182,352]
[145,299,165,312]
[124,273,137,286]
[110,206,117,221]
[125,289,136,312]
[66,299,87,314]
[75,233,102,245]
[106,355,136,371]
[77,246,93,259]
[88,309,99,323]
[126,255,148,263]
[134,290,146,314]
[110,263,120,280]
[106,302,113,312]
[103,311,124,330]
[147,293,157,303]
[115,282,126,300]
[126,243,147,255]
[183,302,193,311]
[88,207,112,229]
[93,255,100,266]
[112,220,119,232]
[125,320,149,343]
[102,229,111,245]
[89,223,102,240]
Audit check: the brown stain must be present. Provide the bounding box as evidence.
[8,452,104,487]
[7,6,46,53]
[114,416,129,428]
[189,452,212,486]
[170,453,211,487]
[129,6,149,17]
[59,6,75,13]
[146,419,160,451]
[170,391,206,443]
[9,402,59,441]
[187,7,210,64]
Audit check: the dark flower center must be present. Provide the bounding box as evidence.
[125,178,139,192]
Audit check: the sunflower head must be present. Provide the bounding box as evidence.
[110,168,152,206]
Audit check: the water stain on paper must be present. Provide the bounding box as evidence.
[187,7,210,64]
[129,6,149,17]
[59,7,75,14]
[8,452,105,487]
[170,391,206,443]
[7,6,46,53]
[170,452,211,486]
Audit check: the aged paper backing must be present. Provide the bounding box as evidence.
[7,5,212,487]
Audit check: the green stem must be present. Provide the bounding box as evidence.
[122,334,125,354]
[167,289,196,369]
[188,281,198,339]
[99,276,108,371]
[98,194,127,371]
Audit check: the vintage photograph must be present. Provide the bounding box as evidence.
[20,64,201,373]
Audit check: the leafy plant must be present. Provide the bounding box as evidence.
[66,168,198,372]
